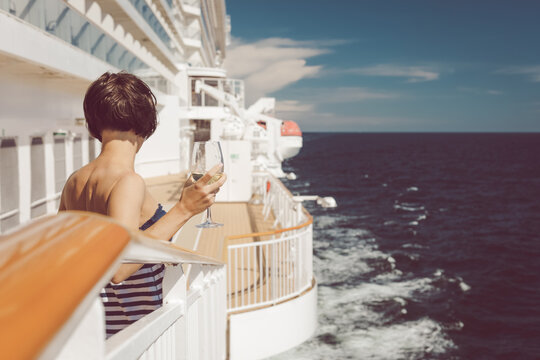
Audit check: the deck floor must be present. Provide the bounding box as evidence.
[145,174,286,309]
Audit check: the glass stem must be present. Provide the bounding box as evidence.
[206,207,213,223]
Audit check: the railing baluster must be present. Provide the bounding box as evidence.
[247,243,251,306]
[228,247,231,309]
[266,243,269,303]
[235,249,238,309]
[241,247,245,307]
[259,244,263,304]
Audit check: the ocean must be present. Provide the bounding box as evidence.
[274,133,540,360]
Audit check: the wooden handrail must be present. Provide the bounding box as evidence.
[0,212,131,360]
[0,211,224,359]
[225,214,313,241]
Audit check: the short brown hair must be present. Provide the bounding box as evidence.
[83,72,157,141]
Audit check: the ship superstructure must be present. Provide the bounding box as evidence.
[0,1,315,359]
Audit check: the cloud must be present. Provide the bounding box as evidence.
[224,37,331,104]
[496,65,540,82]
[346,64,440,82]
[285,111,415,132]
[275,87,398,122]
[280,87,397,105]
[458,87,503,95]
[275,100,315,113]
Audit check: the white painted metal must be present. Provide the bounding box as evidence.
[226,174,313,313]
[229,282,318,360]
[227,226,313,313]
[215,140,253,202]
[43,224,226,360]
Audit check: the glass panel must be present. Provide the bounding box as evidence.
[191,120,211,142]
[54,137,66,193]
[0,138,20,231]
[0,0,175,94]
[73,136,82,170]
[30,137,47,218]
[203,79,218,106]
[128,0,173,51]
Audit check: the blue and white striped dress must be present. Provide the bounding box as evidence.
[100,204,167,338]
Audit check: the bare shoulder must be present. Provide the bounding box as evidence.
[110,172,146,197]
[107,171,146,223]
[59,166,89,211]
[107,172,146,207]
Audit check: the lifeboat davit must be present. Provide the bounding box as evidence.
[278,120,303,159]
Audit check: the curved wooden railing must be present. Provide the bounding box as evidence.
[225,215,313,241]
[0,211,226,360]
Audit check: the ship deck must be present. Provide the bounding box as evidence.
[145,173,281,310]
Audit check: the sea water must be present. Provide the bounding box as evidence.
[273,133,540,360]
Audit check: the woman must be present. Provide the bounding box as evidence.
[58,72,226,337]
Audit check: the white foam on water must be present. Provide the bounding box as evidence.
[273,314,455,360]
[402,243,426,249]
[382,183,388,187]
[352,277,435,301]
[315,215,338,229]
[417,214,427,221]
[394,296,407,306]
[277,210,458,360]
[384,220,396,226]
[394,203,425,212]
[314,247,376,285]
[340,317,456,359]
[409,221,419,226]
[407,186,419,192]
[457,277,471,292]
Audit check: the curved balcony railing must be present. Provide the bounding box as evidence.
[128,0,173,52]
[0,0,176,94]
[1,0,145,72]
[226,174,314,313]
[0,212,226,359]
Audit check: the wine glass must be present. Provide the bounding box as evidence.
[190,141,224,228]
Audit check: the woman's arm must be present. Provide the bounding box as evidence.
[107,166,227,283]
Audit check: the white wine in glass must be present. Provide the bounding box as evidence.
[190,141,224,228]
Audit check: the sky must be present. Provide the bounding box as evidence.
[223,0,540,132]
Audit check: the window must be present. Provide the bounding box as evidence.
[54,136,66,208]
[30,137,47,218]
[0,138,19,232]
[204,80,218,107]
[191,119,211,142]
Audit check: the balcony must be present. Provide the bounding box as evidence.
[190,77,245,108]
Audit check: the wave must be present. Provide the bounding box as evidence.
[394,203,425,212]
[273,284,456,360]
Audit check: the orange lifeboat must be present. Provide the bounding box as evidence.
[281,121,302,137]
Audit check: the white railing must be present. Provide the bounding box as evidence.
[106,263,227,360]
[226,224,313,313]
[263,174,307,228]
[226,174,313,313]
[13,213,229,360]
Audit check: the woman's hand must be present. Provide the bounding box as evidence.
[177,164,227,216]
